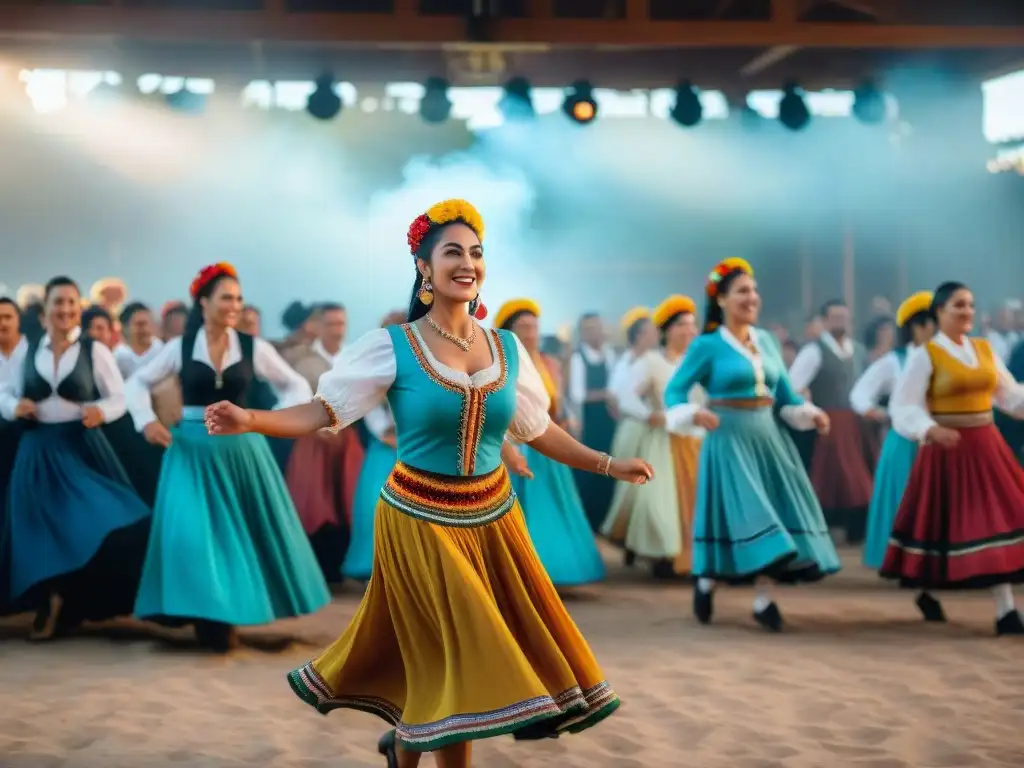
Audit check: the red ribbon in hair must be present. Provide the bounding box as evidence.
[190,263,238,300]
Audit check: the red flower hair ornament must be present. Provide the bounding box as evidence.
[190,262,238,301]
[705,257,754,300]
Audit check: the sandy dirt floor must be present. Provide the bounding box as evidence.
[2,546,1023,768]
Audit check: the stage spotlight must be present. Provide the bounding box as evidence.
[852,80,886,125]
[420,77,452,124]
[563,80,597,125]
[307,75,342,120]
[670,80,702,127]
[499,76,535,121]
[778,81,810,131]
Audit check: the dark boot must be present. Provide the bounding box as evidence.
[916,591,947,623]
[753,602,784,632]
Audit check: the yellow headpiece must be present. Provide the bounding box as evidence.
[706,257,754,299]
[620,306,651,332]
[896,291,933,328]
[407,199,485,256]
[653,295,698,329]
[493,298,540,330]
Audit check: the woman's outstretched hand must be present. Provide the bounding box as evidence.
[609,457,654,485]
[205,401,254,436]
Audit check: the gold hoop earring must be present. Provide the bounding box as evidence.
[419,279,434,307]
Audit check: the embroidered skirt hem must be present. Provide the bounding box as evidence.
[293,463,618,750]
[880,423,1024,589]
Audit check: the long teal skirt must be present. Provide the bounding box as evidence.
[340,436,396,581]
[694,408,840,583]
[7,422,151,603]
[511,446,605,587]
[862,430,918,570]
[135,417,331,625]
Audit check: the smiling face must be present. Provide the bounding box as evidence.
[719,272,760,326]
[201,276,243,330]
[87,314,113,348]
[127,309,155,348]
[937,287,975,338]
[46,284,82,337]
[418,222,485,306]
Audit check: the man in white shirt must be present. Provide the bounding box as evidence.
[567,313,618,530]
[311,303,347,368]
[987,303,1020,361]
[788,299,874,544]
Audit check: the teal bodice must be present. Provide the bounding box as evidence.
[386,324,519,477]
[665,328,803,409]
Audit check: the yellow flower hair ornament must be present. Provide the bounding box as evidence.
[407,198,485,257]
[706,257,753,299]
[493,298,540,330]
[620,306,651,332]
[653,295,698,329]
[896,291,934,328]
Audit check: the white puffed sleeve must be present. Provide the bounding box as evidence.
[253,337,313,408]
[314,328,396,432]
[849,352,898,415]
[0,343,28,422]
[88,341,128,423]
[614,353,653,421]
[364,404,395,439]
[787,342,823,395]
[508,335,552,443]
[993,355,1024,417]
[126,337,183,431]
[889,345,937,442]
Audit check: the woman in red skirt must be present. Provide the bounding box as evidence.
[882,281,1024,636]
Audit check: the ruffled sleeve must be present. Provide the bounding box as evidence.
[508,334,552,443]
[993,355,1024,417]
[314,328,396,433]
[126,337,183,431]
[889,344,937,442]
[849,352,898,415]
[614,352,653,421]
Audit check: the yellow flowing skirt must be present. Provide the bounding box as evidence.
[669,434,701,575]
[287,462,619,752]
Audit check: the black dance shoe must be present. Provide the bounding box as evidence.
[915,592,947,623]
[693,585,714,625]
[377,729,399,768]
[753,602,783,633]
[624,549,636,567]
[996,610,1024,636]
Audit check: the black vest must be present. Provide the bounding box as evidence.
[22,336,101,404]
[179,329,254,407]
[581,348,609,392]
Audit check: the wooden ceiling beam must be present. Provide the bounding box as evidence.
[0,6,1022,49]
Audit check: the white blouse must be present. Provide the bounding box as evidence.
[364,403,395,440]
[0,330,126,424]
[890,332,1024,442]
[315,326,552,444]
[113,338,165,379]
[613,349,707,438]
[126,328,312,431]
[848,346,913,416]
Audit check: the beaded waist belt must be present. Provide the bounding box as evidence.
[380,461,516,528]
[933,412,993,428]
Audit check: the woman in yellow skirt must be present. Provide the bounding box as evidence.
[205,199,653,768]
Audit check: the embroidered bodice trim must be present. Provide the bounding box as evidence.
[402,323,509,475]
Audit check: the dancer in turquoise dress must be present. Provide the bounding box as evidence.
[126,263,330,651]
[849,291,935,570]
[664,258,839,632]
[496,299,605,587]
[341,402,397,581]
